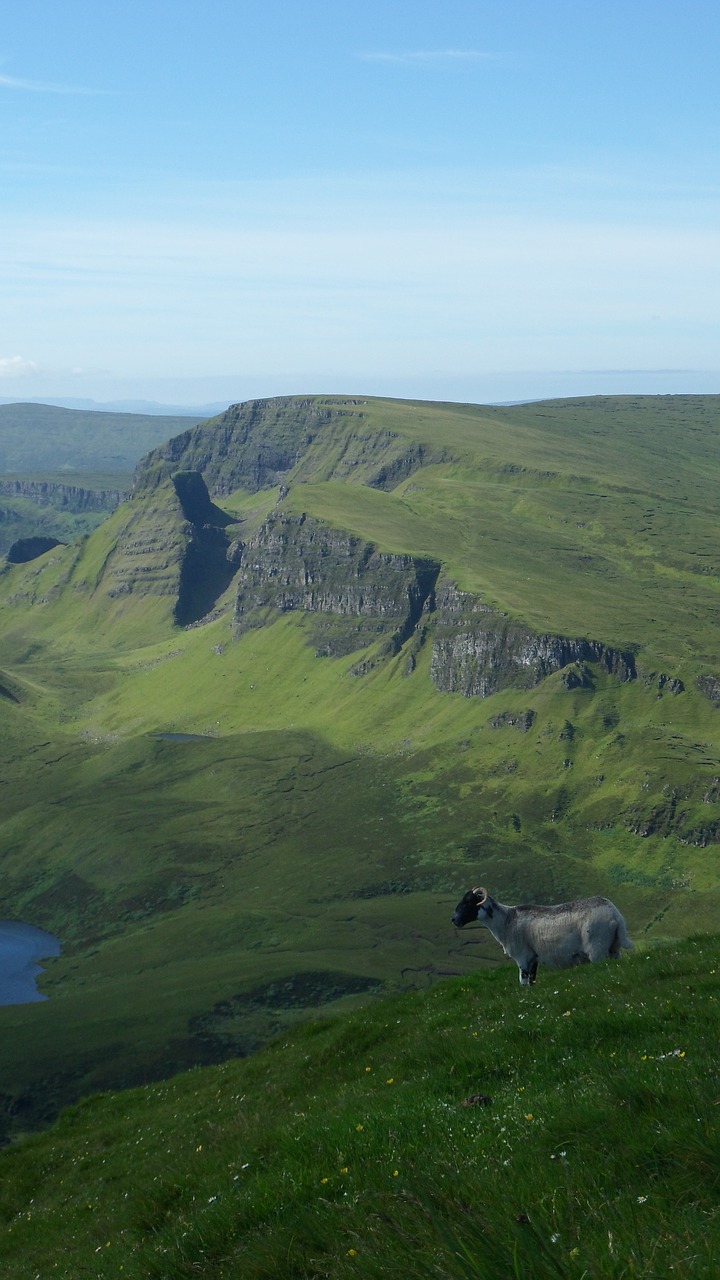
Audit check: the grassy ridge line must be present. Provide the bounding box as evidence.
[4,393,720,667]
[285,467,720,670]
[370,394,720,499]
[0,933,717,1278]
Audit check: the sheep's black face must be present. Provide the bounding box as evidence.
[452,890,481,928]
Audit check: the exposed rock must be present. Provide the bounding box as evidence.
[643,670,685,697]
[132,396,449,498]
[430,579,636,698]
[697,674,720,705]
[0,479,123,514]
[562,663,593,690]
[490,710,536,732]
[232,511,440,657]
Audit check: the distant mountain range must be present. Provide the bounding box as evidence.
[0,396,231,416]
[0,401,213,475]
[0,400,219,553]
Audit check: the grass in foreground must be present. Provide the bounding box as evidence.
[0,934,717,1278]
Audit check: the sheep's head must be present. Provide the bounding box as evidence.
[451,886,488,928]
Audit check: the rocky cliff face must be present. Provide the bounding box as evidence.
[133,397,449,498]
[113,398,644,695]
[0,479,123,514]
[429,578,636,697]
[233,511,439,657]
[229,513,637,690]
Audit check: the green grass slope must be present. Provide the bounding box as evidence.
[0,395,718,1136]
[0,934,717,1278]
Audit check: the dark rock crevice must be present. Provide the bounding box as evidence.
[172,472,239,627]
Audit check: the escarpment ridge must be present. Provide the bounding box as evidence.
[87,392,687,699]
[0,393,719,1132]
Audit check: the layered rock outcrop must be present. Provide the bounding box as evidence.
[92,472,238,626]
[429,579,636,697]
[0,479,123,513]
[233,512,439,657]
[133,397,448,498]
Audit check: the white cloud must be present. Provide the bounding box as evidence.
[0,356,38,378]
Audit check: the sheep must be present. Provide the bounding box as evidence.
[451,886,633,985]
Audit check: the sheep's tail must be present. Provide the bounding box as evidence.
[610,917,633,957]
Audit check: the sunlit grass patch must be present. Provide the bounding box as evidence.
[0,935,717,1277]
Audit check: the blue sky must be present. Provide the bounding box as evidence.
[1,0,719,406]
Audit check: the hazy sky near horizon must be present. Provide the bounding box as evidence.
[2,0,719,406]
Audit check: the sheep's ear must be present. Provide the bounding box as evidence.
[472,886,488,903]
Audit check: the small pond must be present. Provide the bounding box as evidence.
[0,921,61,1006]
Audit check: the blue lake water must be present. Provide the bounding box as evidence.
[0,921,61,1005]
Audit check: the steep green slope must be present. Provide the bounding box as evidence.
[0,394,718,1133]
[0,934,717,1278]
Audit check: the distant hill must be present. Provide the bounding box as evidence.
[0,402,213,552]
[0,395,231,415]
[0,402,211,474]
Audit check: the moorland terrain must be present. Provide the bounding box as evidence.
[0,391,718,1274]
[0,932,717,1277]
[0,393,716,1078]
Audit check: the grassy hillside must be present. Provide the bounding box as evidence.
[0,394,718,1136]
[0,399,206,553]
[0,933,717,1278]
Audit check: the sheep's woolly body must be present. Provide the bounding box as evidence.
[452,889,633,985]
